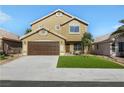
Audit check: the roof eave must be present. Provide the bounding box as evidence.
[2,37,21,42]
[61,18,88,26]
[30,9,88,26]
[20,27,67,41]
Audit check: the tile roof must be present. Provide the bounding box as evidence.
[0,28,20,41]
[94,33,111,43]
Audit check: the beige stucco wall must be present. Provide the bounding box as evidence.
[70,44,74,53]
[61,20,87,41]
[31,11,87,42]
[32,11,71,32]
[22,29,65,55]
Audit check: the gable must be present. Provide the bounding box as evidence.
[31,11,72,31]
[26,9,88,42]
[31,10,72,25]
[61,18,88,26]
[22,29,64,42]
[31,9,88,32]
[20,28,66,41]
[60,20,87,41]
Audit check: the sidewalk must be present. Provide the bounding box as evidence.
[0,56,124,82]
[112,56,124,65]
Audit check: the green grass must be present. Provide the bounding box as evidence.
[57,56,124,68]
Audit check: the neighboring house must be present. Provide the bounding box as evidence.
[20,9,88,55]
[92,32,124,57]
[0,29,22,54]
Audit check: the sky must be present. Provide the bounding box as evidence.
[0,5,124,38]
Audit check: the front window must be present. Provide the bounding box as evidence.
[70,26,79,33]
[119,42,124,52]
[112,42,115,52]
[74,43,81,51]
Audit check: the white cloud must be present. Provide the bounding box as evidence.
[0,11,11,24]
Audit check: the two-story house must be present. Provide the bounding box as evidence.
[20,9,88,55]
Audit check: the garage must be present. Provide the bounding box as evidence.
[28,42,59,55]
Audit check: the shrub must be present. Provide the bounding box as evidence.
[0,54,6,60]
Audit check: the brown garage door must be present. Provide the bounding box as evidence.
[28,42,59,55]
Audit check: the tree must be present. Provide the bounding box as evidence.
[25,28,32,34]
[81,32,94,54]
[112,19,124,35]
[119,19,124,24]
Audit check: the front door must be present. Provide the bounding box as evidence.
[66,44,70,53]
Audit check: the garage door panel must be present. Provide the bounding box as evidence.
[28,42,59,55]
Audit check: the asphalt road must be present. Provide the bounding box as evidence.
[0,80,124,87]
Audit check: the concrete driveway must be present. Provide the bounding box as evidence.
[0,56,124,82]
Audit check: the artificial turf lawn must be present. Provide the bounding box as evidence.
[57,56,124,68]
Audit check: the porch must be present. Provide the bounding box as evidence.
[65,41,82,55]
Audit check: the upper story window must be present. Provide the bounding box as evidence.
[55,25,61,30]
[70,26,79,33]
[69,23,80,34]
[56,12,63,17]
